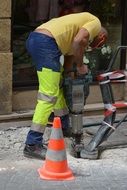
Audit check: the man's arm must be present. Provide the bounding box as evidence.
[72,28,89,74]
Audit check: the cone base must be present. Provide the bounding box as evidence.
[38,165,75,181]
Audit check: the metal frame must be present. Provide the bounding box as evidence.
[80,46,127,159]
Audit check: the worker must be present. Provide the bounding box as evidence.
[23,12,108,160]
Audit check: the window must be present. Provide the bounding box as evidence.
[12,0,123,87]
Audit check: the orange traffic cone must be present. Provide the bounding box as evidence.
[38,117,75,180]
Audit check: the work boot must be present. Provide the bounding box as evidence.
[23,144,47,160]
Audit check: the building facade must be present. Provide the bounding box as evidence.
[0,0,126,115]
[0,0,12,114]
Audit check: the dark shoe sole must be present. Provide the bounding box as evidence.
[23,150,46,160]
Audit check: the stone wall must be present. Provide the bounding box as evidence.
[0,0,12,114]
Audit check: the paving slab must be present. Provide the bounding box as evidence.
[0,114,127,190]
[0,154,127,190]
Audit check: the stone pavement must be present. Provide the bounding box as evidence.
[0,151,127,190]
[0,114,127,190]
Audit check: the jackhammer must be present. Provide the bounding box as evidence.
[64,46,127,159]
[63,66,92,157]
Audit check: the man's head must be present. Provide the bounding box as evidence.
[90,27,108,49]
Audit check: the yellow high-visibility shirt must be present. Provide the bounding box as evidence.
[37,12,101,55]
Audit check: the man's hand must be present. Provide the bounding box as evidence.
[77,64,88,75]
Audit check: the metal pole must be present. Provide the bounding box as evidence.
[120,0,127,69]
